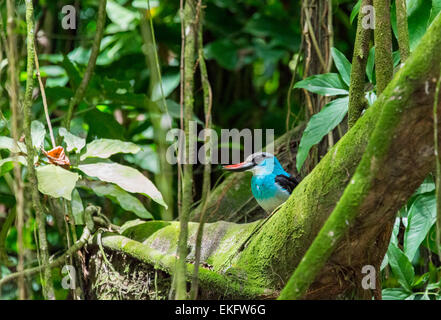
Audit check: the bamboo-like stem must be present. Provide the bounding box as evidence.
[34,49,55,148]
[373,0,393,94]
[175,0,197,300]
[190,2,212,299]
[434,67,441,261]
[5,0,26,300]
[62,0,107,131]
[23,0,55,300]
[139,1,173,220]
[396,0,410,62]
[348,0,372,128]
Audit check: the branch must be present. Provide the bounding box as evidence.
[278,12,441,299]
[396,0,410,62]
[23,0,55,300]
[62,0,107,130]
[0,226,91,288]
[373,0,393,94]
[348,0,372,128]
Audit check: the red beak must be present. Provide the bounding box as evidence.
[223,161,254,172]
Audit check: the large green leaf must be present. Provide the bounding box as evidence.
[407,0,432,51]
[382,288,413,300]
[77,161,167,208]
[106,0,139,31]
[387,242,415,292]
[59,128,86,153]
[83,181,153,219]
[404,193,437,261]
[36,165,79,200]
[294,73,348,96]
[0,136,26,153]
[331,48,351,86]
[296,97,349,171]
[31,120,46,149]
[80,139,141,161]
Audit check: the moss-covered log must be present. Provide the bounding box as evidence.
[85,12,441,300]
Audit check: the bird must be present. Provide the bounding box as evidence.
[223,152,299,214]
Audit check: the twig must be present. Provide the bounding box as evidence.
[34,47,55,148]
[23,0,55,300]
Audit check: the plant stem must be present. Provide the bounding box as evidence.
[373,0,393,94]
[175,0,197,300]
[5,0,26,300]
[434,67,441,262]
[23,0,55,300]
[348,0,372,128]
[190,1,212,299]
[396,0,410,62]
[62,0,107,131]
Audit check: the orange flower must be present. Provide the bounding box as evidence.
[42,146,71,169]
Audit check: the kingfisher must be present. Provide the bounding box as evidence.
[223,152,299,214]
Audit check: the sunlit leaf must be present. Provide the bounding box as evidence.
[59,128,86,153]
[36,165,79,200]
[80,139,141,161]
[294,73,348,96]
[0,136,26,153]
[78,161,167,208]
[31,120,46,149]
[382,288,413,300]
[0,156,27,177]
[296,97,349,171]
[83,181,153,219]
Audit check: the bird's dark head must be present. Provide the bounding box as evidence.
[223,152,276,173]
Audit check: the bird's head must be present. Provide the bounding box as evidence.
[223,152,281,175]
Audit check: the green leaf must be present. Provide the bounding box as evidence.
[366,47,375,84]
[151,72,180,102]
[205,39,239,70]
[80,139,141,161]
[331,48,351,86]
[382,288,413,300]
[84,181,153,219]
[31,120,46,149]
[404,193,437,261]
[71,189,84,225]
[0,156,27,177]
[294,73,348,96]
[350,0,362,25]
[106,0,139,31]
[36,165,79,200]
[414,176,435,195]
[77,161,167,208]
[124,145,159,174]
[296,97,349,171]
[387,242,415,291]
[407,0,432,51]
[0,136,26,153]
[59,128,86,153]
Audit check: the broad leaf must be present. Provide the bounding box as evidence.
[84,181,153,219]
[78,161,167,208]
[36,165,79,200]
[407,0,432,51]
[294,73,348,96]
[80,139,140,161]
[296,97,349,171]
[31,120,46,149]
[404,193,437,261]
[331,47,351,86]
[0,136,26,153]
[387,242,415,292]
[350,0,362,25]
[382,288,413,300]
[59,127,86,153]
